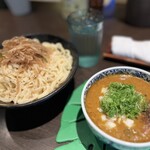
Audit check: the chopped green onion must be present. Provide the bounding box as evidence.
[100,82,148,119]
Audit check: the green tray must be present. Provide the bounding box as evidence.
[55,82,116,150]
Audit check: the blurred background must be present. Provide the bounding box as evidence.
[1,0,150,27]
[0,0,127,20]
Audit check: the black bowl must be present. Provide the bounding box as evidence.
[0,34,78,108]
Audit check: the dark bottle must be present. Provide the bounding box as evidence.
[88,0,103,11]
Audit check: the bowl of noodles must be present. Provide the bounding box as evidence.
[0,34,78,108]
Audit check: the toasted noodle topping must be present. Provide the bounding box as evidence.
[100,82,148,119]
[0,36,52,67]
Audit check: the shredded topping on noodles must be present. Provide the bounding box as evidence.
[0,36,52,67]
[0,36,73,104]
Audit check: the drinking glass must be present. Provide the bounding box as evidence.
[67,9,103,68]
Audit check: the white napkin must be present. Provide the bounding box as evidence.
[111,36,150,63]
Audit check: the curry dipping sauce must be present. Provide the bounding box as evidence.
[85,74,150,143]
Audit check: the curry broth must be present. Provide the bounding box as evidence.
[85,74,150,143]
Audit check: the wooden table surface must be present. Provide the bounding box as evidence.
[0,5,150,150]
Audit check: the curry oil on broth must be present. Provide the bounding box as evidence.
[85,74,150,143]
